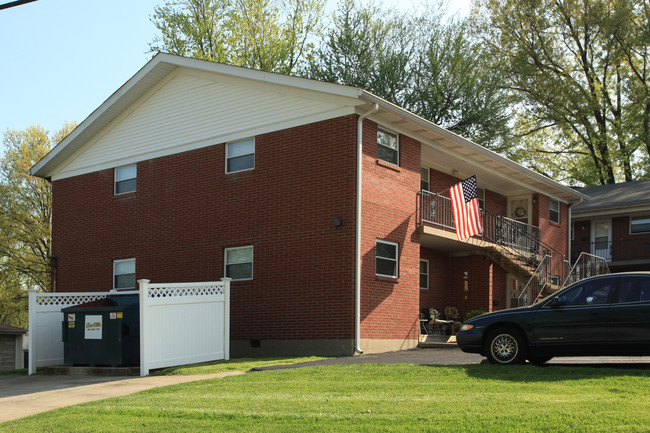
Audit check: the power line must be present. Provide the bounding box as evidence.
[0,0,39,11]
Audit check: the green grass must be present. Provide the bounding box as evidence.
[3,364,650,432]
[0,368,26,376]
[150,356,329,375]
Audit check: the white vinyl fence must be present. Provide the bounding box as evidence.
[28,278,230,376]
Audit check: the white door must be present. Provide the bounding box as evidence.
[592,220,611,261]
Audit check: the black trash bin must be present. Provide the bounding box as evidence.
[62,295,140,367]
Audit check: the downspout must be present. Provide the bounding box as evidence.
[355,103,378,355]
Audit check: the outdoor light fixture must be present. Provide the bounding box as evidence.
[463,271,469,292]
[333,218,343,228]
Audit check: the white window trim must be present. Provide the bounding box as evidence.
[377,128,399,166]
[113,258,136,290]
[376,239,399,278]
[224,245,254,281]
[114,164,137,195]
[630,215,650,235]
[420,167,430,192]
[225,138,255,174]
[420,259,429,290]
[550,199,560,224]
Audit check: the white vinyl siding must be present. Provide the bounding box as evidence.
[225,246,253,280]
[54,71,356,180]
[115,164,136,194]
[114,258,135,290]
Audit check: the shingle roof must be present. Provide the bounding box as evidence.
[573,180,650,214]
[0,323,27,334]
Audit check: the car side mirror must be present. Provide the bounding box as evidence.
[548,296,562,308]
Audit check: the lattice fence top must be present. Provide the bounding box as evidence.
[146,284,224,299]
[35,294,107,307]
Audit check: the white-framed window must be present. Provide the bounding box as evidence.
[420,167,430,191]
[113,258,135,290]
[225,245,253,280]
[226,138,255,173]
[115,164,137,194]
[477,188,485,210]
[377,128,399,165]
[630,216,650,234]
[376,239,398,278]
[420,259,429,290]
[550,199,560,224]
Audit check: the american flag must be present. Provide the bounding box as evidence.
[449,176,483,241]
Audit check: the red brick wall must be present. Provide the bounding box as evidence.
[534,194,569,257]
[449,256,494,318]
[359,121,421,340]
[52,116,359,342]
[419,248,449,312]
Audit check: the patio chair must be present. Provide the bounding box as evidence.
[444,306,462,335]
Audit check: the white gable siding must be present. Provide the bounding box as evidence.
[52,70,356,180]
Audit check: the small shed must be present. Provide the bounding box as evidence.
[0,323,27,370]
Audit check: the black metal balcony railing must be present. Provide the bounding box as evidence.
[573,238,650,263]
[420,190,541,253]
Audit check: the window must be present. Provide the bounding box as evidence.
[616,276,650,303]
[554,277,614,306]
[114,258,135,290]
[420,259,429,289]
[226,139,255,173]
[115,164,136,194]
[376,239,398,278]
[377,129,399,165]
[630,216,650,234]
[225,246,253,280]
[550,199,560,224]
[477,188,485,211]
[420,168,430,191]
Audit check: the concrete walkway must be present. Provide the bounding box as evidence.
[0,372,244,424]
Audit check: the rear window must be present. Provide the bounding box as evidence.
[616,276,650,303]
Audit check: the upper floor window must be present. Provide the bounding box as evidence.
[420,168,430,191]
[226,138,255,173]
[630,216,650,234]
[477,188,485,211]
[376,239,398,278]
[550,199,560,224]
[225,245,253,280]
[114,258,135,290]
[115,164,136,194]
[377,129,399,165]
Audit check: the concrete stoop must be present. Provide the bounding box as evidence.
[417,334,458,348]
[43,365,140,376]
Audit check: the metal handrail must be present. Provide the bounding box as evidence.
[563,252,610,287]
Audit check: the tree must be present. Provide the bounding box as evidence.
[307,0,511,150]
[475,0,650,185]
[149,0,326,74]
[0,123,76,309]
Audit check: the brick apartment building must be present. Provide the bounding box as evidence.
[31,54,585,356]
[571,180,650,272]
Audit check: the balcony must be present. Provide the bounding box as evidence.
[419,190,541,254]
[573,237,650,268]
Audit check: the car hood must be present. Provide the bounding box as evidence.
[467,305,536,325]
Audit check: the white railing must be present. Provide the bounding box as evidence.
[563,253,610,287]
[28,278,230,376]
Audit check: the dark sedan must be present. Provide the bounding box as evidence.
[457,272,650,365]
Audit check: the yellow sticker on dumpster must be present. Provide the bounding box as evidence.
[68,322,75,328]
[117,312,123,319]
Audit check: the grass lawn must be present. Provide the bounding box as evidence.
[2,363,650,432]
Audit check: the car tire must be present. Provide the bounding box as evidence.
[527,355,553,365]
[485,327,527,365]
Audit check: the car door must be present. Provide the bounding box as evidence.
[607,275,650,355]
[532,276,617,356]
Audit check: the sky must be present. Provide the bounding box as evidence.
[0,0,471,151]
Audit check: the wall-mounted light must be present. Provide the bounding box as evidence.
[463,271,469,292]
[333,218,343,228]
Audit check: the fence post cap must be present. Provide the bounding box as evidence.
[220,277,232,282]
[137,279,151,284]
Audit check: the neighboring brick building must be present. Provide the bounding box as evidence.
[571,180,650,272]
[31,54,585,356]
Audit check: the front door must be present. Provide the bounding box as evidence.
[592,220,611,261]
